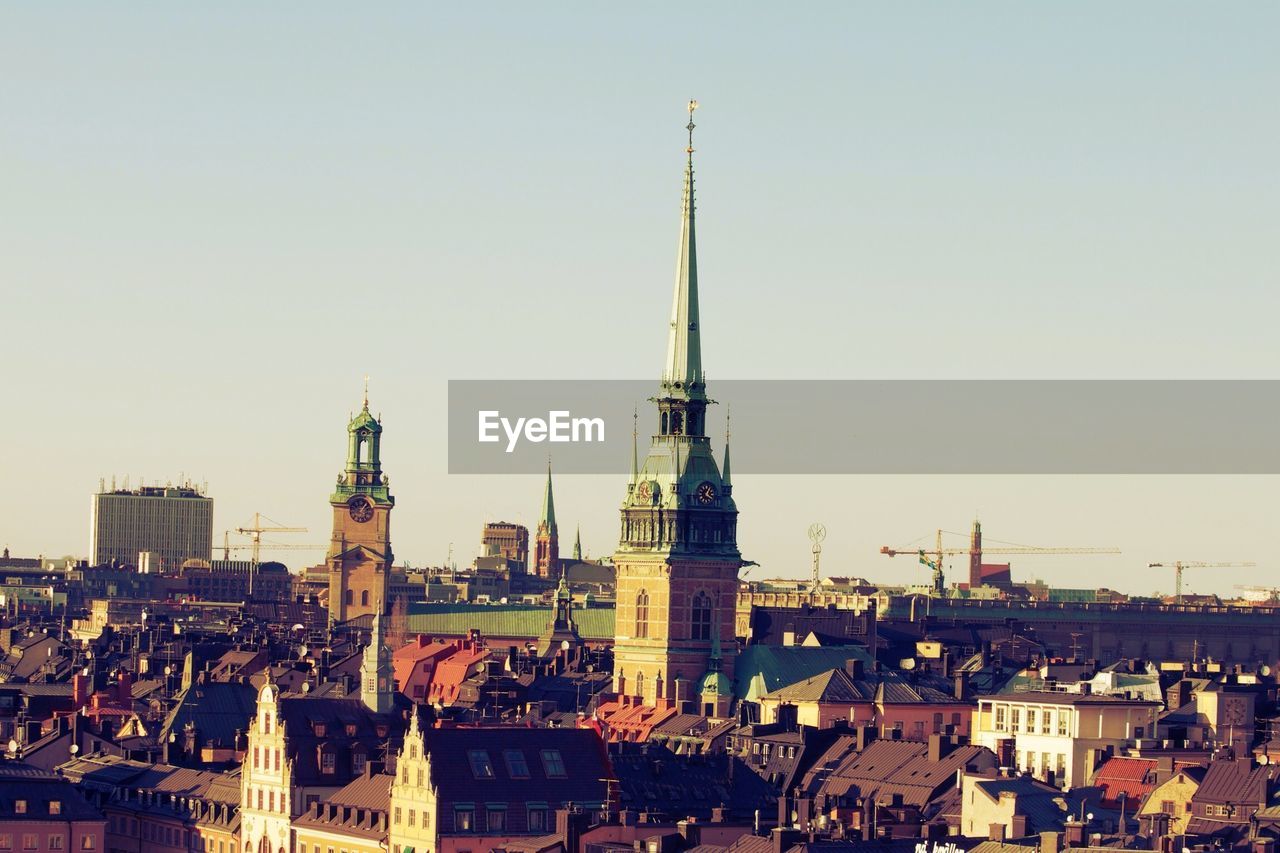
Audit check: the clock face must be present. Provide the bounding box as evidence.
[695,482,717,505]
[348,496,374,523]
[635,481,652,502]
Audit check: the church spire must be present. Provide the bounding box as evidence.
[661,100,705,401]
[540,459,557,532]
[722,406,732,491]
[573,525,582,560]
[535,460,560,577]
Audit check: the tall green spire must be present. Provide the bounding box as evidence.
[661,100,705,401]
[540,459,557,533]
[722,406,732,491]
[573,525,582,560]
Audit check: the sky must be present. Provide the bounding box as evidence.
[2,4,1278,596]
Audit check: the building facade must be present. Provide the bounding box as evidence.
[973,692,1160,789]
[327,391,395,625]
[481,522,529,570]
[612,106,742,708]
[90,485,213,570]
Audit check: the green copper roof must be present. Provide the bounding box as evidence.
[660,105,704,401]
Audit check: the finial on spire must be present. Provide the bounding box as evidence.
[362,375,370,410]
[686,99,698,158]
[630,406,639,485]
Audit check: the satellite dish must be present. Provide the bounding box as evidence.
[1261,755,1270,765]
[299,645,309,658]
[899,658,917,671]
[301,682,311,693]
[7,740,17,755]
[1262,665,1273,677]
[69,744,79,755]
[561,640,571,651]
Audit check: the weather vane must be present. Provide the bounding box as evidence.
[687,99,698,154]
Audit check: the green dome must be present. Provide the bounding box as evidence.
[698,670,732,697]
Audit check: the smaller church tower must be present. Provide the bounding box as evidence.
[361,605,396,714]
[534,462,559,577]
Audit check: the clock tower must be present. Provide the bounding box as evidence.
[612,102,742,710]
[327,385,394,626]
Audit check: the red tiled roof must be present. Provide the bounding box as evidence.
[1093,757,1157,808]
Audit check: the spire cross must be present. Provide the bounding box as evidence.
[362,375,370,409]
[686,99,698,156]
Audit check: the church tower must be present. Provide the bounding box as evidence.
[362,605,396,714]
[327,383,395,626]
[612,102,742,708]
[534,461,559,577]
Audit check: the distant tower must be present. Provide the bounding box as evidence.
[969,519,983,588]
[534,461,559,577]
[572,525,582,560]
[612,102,742,707]
[327,381,395,626]
[361,605,395,714]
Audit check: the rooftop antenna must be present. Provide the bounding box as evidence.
[808,523,827,594]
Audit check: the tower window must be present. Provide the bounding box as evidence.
[670,411,683,435]
[361,590,369,607]
[691,592,713,641]
[635,590,649,639]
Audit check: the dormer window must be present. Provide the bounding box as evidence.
[48,802,61,816]
[467,750,494,779]
[320,753,336,774]
[313,722,326,737]
[14,801,25,815]
[345,724,357,737]
[375,725,389,738]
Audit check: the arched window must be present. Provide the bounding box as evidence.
[635,590,649,639]
[345,589,354,606]
[691,591,713,641]
[361,590,370,607]
[660,411,669,435]
[670,411,683,435]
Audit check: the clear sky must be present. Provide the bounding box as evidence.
[3,4,1278,595]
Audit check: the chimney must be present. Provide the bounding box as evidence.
[1079,682,1092,696]
[72,672,89,708]
[928,734,953,764]
[855,725,877,751]
[771,828,802,853]
[1064,821,1085,848]
[989,824,1007,842]
[1011,814,1029,838]
[677,820,700,845]
[117,670,134,705]
[845,658,865,680]
[1041,831,1062,853]
[954,671,969,700]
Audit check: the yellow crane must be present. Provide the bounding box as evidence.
[235,513,308,564]
[881,523,1120,594]
[1149,561,1256,606]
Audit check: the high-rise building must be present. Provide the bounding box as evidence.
[612,105,742,713]
[90,483,213,570]
[326,388,395,625]
[533,462,559,577]
[481,521,529,569]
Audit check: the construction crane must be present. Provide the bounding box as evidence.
[220,538,323,560]
[1149,561,1256,606]
[881,521,1120,594]
[230,513,308,596]
[1234,585,1280,603]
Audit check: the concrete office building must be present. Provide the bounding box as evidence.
[90,483,214,570]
